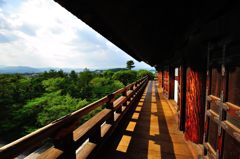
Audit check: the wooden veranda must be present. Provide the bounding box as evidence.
[100,81,194,159]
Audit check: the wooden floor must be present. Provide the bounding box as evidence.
[100,81,194,159]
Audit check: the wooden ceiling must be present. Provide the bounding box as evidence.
[54,0,240,69]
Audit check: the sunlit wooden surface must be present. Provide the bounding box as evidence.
[101,81,194,159]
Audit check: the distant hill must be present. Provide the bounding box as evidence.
[105,68,128,72]
[0,66,40,74]
[93,68,155,73]
[0,66,155,74]
[0,66,85,74]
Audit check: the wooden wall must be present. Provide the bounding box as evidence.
[204,44,240,159]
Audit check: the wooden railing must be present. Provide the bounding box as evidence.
[204,94,240,159]
[0,76,148,159]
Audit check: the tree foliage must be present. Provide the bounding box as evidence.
[103,70,114,78]
[0,67,153,141]
[42,77,65,92]
[112,70,137,85]
[90,77,124,98]
[137,70,155,80]
[25,91,88,127]
[126,60,135,70]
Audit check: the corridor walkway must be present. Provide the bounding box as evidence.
[101,81,194,159]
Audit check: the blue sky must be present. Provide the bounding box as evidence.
[0,0,153,70]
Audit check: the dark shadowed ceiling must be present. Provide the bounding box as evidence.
[54,0,239,69]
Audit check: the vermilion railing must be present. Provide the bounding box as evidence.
[0,76,148,159]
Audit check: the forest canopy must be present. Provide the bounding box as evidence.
[0,68,154,141]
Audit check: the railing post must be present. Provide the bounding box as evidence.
[123,88,128,107]
[116,104,122,113]
[129,84,134,101]
[130,84,134,91]
[136,80,143,98]
[106,94,115,124]
[116,88,127,113]
[135,80,139,87]
[131,82,136,98]
[54,132,76,158]
[89,126,101,144]
[134,81,138,88]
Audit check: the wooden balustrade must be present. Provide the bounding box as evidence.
[0,76,148,159]
[205,94,240,158]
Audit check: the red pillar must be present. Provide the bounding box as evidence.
[185,67,206,143]
[157,71,163,88]
[169,66,175,99]
[179,65,186,131]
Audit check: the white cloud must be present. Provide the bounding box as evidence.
[0,0,153,69]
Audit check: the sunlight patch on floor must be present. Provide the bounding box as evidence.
[150,114,160,136]
[105,81,194,159]
[116,135,132,153]
[148,140,161,159]
[138,101,143,106]
[132,112,140,120]
[160,101,172,116]
[151,96,156,103]
[135,106,142,111]
[126,121,136,132]
[151,102,157,113]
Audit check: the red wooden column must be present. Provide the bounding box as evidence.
[185,66,206,143]
[163,68,169,99]
[178,65,186,131]
[161,70,164,88]
[157,71,163,88]
[169,66,175,99]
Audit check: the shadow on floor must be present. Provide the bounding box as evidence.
[99,81,192,159]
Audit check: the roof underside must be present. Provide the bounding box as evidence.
[54,0,240,69]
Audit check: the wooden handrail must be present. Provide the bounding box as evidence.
[224,102,240,119]
[203,142,217,159]
[207,95,221,102]
[221,121,240,143]
[0,76,148,159]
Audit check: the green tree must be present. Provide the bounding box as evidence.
[126,60,135,70]
[112,70,137,85]
[0,74,44,138]
[90,77,124,98]
[42,77,65,92]
[78,68,96,99]
[103,70,114,78]
[36,93,88,126]
[0,75,22,134]
[69,70,78,80]
[42,69,66,79]
[16,91,88,133]
[79,68,94,86]
[0,68,153,141]
[65,70,80,98]
[137,70,155,80]
[29,77,45,98]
